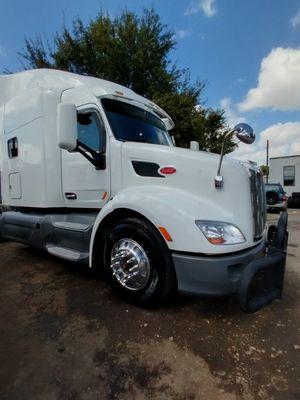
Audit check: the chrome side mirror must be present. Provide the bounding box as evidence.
[215,123,255,189]
[233,123,255,144]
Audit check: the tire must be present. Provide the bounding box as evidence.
[293,197,300,209]
[287,197,293,208]
[101,217,176,308]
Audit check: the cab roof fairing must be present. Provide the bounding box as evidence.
[0,69,175,130]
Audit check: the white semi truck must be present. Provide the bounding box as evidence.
[0,69,288,312]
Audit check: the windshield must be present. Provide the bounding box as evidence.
[102,98,172,146]
[265,184,284,193]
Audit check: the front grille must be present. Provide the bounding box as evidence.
[249,168,267,240]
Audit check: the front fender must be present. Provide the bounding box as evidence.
[89,185,252,267]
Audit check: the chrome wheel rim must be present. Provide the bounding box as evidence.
[110,238,151,291]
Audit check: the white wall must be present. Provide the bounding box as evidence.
[269,156,300,196]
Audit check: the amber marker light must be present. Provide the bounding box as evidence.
[102,191,108,200]
[207,237,225,245]
[158,226,173,242]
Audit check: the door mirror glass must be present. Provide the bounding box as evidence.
[57,103,78,151]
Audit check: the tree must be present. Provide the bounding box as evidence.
[17,8,235,153]
[260,165,269,176]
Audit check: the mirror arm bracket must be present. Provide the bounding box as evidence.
[216,132,231,176]
[76,141,106,170]
[215,131,232,189]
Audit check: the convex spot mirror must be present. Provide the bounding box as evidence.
[233,123,255,145]
[57,103,78,151]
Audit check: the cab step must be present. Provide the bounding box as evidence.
[46,244,89,262]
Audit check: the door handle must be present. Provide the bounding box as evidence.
[65,192,77,200]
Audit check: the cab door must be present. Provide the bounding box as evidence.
[61,102,110,209]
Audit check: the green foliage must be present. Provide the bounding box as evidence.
[17,8,235,152]
[260,165,269,176]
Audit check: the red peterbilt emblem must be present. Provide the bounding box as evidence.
[159,166,177,175]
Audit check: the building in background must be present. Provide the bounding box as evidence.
[269,155,300,207]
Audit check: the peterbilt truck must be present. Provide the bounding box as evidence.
[0,69,288,312]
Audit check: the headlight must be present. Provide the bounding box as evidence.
[195,220,246,245]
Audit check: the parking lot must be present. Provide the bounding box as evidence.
[0,211,299,400]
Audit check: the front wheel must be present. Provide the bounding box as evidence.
[101,217,176,307]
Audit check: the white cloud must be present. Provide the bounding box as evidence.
[231,121,300,165]
[291,9,300,30]
[220,97,246,127]
[185,2,199,16]
[177,29,191,39]
[259,121,300,146]
[239,47,300,112]
[200,0,217,17]
[185,0,217,17]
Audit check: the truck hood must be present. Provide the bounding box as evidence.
[121,142,265,252]
[122,142,251,200]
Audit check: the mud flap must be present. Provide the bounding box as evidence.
[239,211,288,313]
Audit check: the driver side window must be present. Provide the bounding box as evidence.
[77,111,105,153]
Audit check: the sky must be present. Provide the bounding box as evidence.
[1,0,300,164]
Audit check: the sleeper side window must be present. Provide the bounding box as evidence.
[283,165,295,186]
[77,111,105,153]
[7,137,18,158]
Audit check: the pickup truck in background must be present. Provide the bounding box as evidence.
[265,183,287,212]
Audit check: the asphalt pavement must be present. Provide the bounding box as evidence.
[0,211,299,400]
